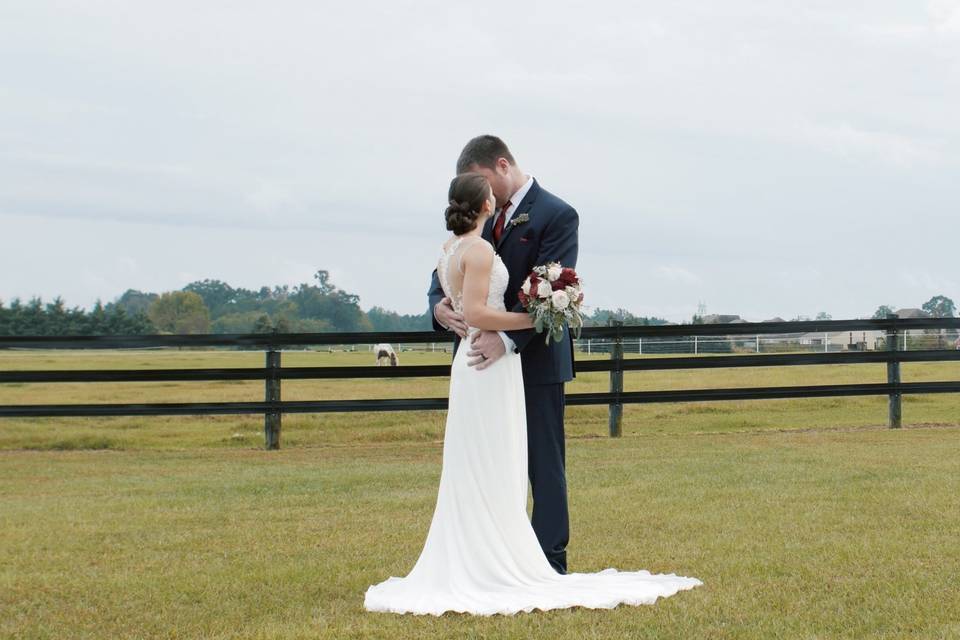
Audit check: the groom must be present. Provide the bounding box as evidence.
[428,135,579,574]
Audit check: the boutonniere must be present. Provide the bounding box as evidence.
[509,213,530,228]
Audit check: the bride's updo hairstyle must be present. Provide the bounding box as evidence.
[445,172,491,235]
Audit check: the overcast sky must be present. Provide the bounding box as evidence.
[2,1,958,322]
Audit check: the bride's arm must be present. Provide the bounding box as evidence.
[460,242,534,332]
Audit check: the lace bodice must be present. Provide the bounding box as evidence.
[437,236,509,319]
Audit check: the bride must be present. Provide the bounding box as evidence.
[364,173,702,616]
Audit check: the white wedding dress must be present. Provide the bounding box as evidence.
[364,236,702,616]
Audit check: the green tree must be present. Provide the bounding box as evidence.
[105,305,131,334]
[4,299,24,334]
[86,300,109,334]
[183,280,237,317]
[584,308,669,327]
[0,296,154,336]
[291,271,371,331]
[291,317,332,332]
[313,270,336,295]
[922,295,956,318]
[873,305,895,319]
[113,289,158,316]
[815,312,832,321]
[148,291,211,334]
[212,311,267,333]
[123,309,155,334]
[367,306,431,332]
[252,314,273,333]
[22,298,46,334]
[0,299,18,334]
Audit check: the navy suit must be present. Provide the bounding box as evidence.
[428,178,578,573]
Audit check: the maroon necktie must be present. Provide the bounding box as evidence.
[493,200,512,244]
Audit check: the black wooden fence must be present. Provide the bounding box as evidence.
[2,316,959,449]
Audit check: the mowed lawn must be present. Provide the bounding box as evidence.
[2,350,960,638]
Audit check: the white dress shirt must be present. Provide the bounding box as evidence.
[492,174,534,230]
[495,175,534,355]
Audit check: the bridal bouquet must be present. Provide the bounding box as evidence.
[518,263,584,345]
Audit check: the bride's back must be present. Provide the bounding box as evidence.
[437,236,508,320]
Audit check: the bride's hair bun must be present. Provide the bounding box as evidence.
[445,173,491,235]
[444,199,478,235]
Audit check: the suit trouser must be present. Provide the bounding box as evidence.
[524,382,569,573]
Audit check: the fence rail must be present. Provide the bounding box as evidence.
[2,316,959,448]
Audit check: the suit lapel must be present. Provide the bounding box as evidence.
[495,179,540,251]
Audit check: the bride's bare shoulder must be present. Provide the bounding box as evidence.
[459,237,494,270]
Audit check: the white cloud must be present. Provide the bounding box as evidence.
[654,266,702,285]
[857,1,960,39]
[898,270,959,293]
[1,1,958,322]
[793,122,941,167]
[930,0,960,32]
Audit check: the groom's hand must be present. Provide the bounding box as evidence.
[467,331,505,370]
[434,298,467,338]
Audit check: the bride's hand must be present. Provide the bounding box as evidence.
[435,297,468,338]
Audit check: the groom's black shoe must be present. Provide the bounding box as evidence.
[547,551,567,575]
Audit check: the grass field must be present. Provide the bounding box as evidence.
[2,349,960,450]
[2,349,960,638]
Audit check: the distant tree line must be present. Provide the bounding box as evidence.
[582,308,670,327]
[1,272,955,336]
[871,296,957,319]
[0,270,431,336]
[0,297,153,336]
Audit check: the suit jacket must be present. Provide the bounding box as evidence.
[428,178,579,385]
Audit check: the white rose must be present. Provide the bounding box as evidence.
[546,264,562,282]
[536,280,553,299]
[551,290,570,310]
[521,278,531,295]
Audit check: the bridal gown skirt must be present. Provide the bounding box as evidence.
[364,338,702,616]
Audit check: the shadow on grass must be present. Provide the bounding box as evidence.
[23,435,121,451]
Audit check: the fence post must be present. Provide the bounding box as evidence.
[265,347,282,449]
[608,319,624,438]
[886,314,902,429]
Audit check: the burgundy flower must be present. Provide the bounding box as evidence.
[556,268,578,288]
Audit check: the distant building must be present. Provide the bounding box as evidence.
[894,308,930,319]
[893,307,954,346]
[799,330,885,350]
[700,314,742,324]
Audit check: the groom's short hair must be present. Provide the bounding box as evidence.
[456,135,516,174]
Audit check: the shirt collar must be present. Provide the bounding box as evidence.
[499,175,534,222]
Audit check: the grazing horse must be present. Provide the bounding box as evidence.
[373,343,398,366]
